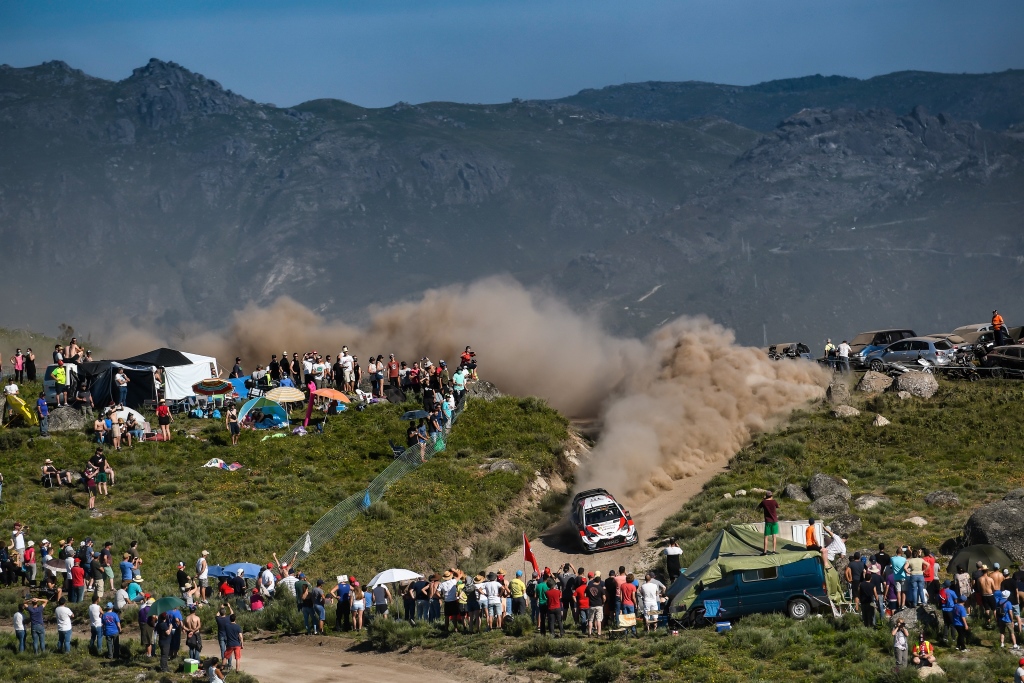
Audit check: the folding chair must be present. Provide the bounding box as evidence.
[388,439,406,458]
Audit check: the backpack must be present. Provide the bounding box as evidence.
[526,579,537,599]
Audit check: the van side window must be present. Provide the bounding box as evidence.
[782,560,817,577]
[740,567,778,582]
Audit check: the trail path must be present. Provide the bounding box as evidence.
[489,458,727,577]
[244,636,534,683]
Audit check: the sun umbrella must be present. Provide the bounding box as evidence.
[384,386,407,404]
[368,568,423,587]
[192,378,234,396]
[314,388,350,403]
[948,544,1014,574]
[222,562,263,579]
[150,596,186,615]
[401,410,429,421]
[265,386,306,403]
[45,559,68,573]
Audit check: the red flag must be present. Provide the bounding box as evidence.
[523,533,539,574]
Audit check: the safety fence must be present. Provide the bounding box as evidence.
[281,396,468,564]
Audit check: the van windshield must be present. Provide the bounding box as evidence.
[585,505,621,525]
[850,333,875,347]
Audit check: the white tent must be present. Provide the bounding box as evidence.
[163,352,221,401]
[109,405,151,433]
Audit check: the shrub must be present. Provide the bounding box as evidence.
[366,501,394,521]
[239,501,259,512]
[0,430,26,451]
[152,483,179,496]
[115,499,141,512]
[587,658,623,683]
[365,618,429,652]
[504,614,536,637]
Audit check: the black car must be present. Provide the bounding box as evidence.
[985,345,1024,373]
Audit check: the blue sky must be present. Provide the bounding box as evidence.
[1,0,1022,108]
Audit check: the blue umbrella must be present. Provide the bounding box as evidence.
[222,562,263,579]
[401,410,429,421]
[205,565,227,579]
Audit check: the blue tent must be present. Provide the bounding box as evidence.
[238,396,287,429]
[229,378,249,399]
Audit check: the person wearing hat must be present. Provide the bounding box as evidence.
[127,576,145,604]
[911,631,935,667]
[102,600,122,659]
[196,550,211,604]
[439,570,459,632]
[509,570,527,616]
[259,561,276,600]
[23,539,37,588]
[998,589,1021,649]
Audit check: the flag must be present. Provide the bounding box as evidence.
[363,490,372,509]
[523,533,539,575]
[302,532,311,554]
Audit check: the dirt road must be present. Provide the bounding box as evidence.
[244,636,534,683]
[489,459,727,577]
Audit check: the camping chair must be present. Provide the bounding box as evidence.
[388,440,406,458]
[41,467,62,488]
[680,599,726,629]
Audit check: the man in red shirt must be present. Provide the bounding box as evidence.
[573,576,590,635]
[70,558,86,603]
[387,355,400,388]
[545,582,564,637]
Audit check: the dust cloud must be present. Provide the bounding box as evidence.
[105,277,827,500]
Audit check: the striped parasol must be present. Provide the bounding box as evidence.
[191,378,234,396]
[265,386,306,403]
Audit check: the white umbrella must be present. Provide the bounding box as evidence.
[368,568,423,587]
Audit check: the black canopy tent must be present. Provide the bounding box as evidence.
[118,348,192,368]
[78,361,158,410]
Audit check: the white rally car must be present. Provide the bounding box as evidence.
[572,488,638,553]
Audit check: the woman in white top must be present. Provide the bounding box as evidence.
[205,657,226,683]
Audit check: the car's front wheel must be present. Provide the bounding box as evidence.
[787,597,811,620]
[869,359,884,372]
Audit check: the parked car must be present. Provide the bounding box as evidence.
[863,337,954,372]
[985,346,1024,372]
[571,488,638,553]
[765,343,812,361]
[924,333,967,348]
[952,323,993,337]
[959,326,1024,352]
[686,556,828,621]
[849,329,916,368]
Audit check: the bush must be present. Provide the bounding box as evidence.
[152,483,179,496]
[366,501,394,521]
[0,430,26,451]
[504,614,536,637]
[365,617,429,652]
[587,658,623,683]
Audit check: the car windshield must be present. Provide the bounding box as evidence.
[850,333,875,346]
[934,341,952,350]
[585,504,622,525]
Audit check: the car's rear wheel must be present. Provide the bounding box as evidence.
[992,368,1005,380]
[869,359,884,372]
[787,597,811,620]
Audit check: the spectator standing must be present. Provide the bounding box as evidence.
[586,572,605,636]
[906,549,926,607]
[156,612,173,672]
[993,310,1007,347]
[757,491,780,554]
[156,400,172,441]
[939,580,958,644]
[953,595,970,651]
[35,392,49,437]
[837,340,852,373]
[114,368,130,405]
[619,573,638,636]
[545,579,565,637]
[184,604,202,661]
[331,575,352,630]
[509,570,527,616]
[229,358,243,379]
[892,618,909,668]
[25,348,36,382]
[26,597,46,653]
[196,551,210,603]
[88,593,105,653]
[662,538,683,581]
[102,601,121,659]
[224,613,243,670]
[55,597,73,653]
[12,349,24,382]
[13,602,26,653]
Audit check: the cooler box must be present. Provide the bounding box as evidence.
[715,621,732,633]
[184,658,199,674]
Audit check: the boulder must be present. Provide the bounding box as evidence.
[734,489,747,497]
[856,371,893,394]
[829,514,862,537]
[826,380,851,405]
[924,491,960,508]
[872,414,891,427]
[894,373,939,399]
[963,492,1024,562]
[783,484,810,502]
[919,663,945,679]
[48,406,88,432]
[723,493,732,499]
[832,405,860,418]
[808,473,852,501]
[888,604,940,631]
[904,516,928,527]
[897,391,912,401]
[810,494,849,517]
[854,494,891,511]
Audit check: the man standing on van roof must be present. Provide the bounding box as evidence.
[993,310,1006,347]
[757,491,780,555]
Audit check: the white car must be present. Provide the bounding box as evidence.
[572,488,638,553]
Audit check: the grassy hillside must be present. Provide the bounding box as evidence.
[359,377,1024,683]
[0,384,570,681]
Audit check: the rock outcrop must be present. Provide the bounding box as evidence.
[48,406,88,432]
[904,516,928,527]
[810,494,850,517]
[832,405,860,418]
[854,494,891,511]
[963,491,1024,562]
[783,483,811,502]
[826,380,851,405]
[467,380,502,401]
[872,414,891,427]
[829,514,862,536]
[924,491,960,508]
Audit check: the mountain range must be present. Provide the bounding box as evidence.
[1,58,1023,348]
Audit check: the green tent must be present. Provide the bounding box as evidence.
[666,523,844,616]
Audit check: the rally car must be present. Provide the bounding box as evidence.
[571,488,638,553]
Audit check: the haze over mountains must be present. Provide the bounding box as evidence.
[1,59,1022,348]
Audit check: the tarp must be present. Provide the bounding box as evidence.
[3,394,38,426]
[666,523,843,615]
[238,397,287,429]
[78,361,158,410]
[118,348,192,367]
[163,354,221,401]
[182,352,219,377]
[229,378,249,400]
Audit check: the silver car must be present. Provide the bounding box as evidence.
[864,337,954,372]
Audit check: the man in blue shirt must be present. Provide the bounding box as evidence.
[26,597,47,653]
[331,575,352,631]
[102,602,121,659]
[952,595,970,652]
[998,590,1020,650]
[36,393,49,437]
[939,580,958,645]
[120,553,135,583]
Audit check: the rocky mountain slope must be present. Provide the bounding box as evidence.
[1,59,1022,347]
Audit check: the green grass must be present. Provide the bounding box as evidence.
[0,385,570,679]
[352,377,1024,682]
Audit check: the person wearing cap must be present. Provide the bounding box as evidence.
[102,600,122,659]
[184,603,203,661]
[331,575,353,631]
[998,589,1021,649]
[196,550,210,604]
[23,539,37,588]
[952,593,970,651]
[509,570,527,616]
[911,631,935,667]
[259,561,276,599]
